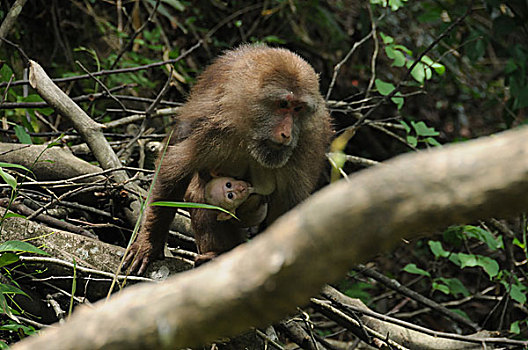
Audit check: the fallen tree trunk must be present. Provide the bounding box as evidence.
[0,208,191,278]
[0,142,104,181]
[12,125,528,349]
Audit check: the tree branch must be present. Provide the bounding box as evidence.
[10,125,528,350]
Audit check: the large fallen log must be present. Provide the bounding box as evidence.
[11,125,528,349]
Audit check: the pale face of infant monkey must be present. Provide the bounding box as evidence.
[204,177,257,221]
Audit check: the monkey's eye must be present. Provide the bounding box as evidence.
[227,193,234,200]
[278,100,289,109]
[293,105,304,113]
[225,182,232,188]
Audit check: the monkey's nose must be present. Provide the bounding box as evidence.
[280,132,292,145]
[234,183,246,192]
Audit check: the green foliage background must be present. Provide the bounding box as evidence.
[0,0,527,345]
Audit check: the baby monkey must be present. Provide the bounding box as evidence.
[204,176,267,222]
[188,175,268,266]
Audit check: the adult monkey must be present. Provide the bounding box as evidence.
[124,45,332,274]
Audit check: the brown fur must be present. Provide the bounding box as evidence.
[185,174,249,260]
[124,45,332,274]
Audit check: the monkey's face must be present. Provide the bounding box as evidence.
[248,91,315,168]
[205,177,252,211]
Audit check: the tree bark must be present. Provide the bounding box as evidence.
[0,0,28,48]
[0,142,103,181]
[11,125,528,350]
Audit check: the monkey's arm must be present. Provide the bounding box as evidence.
[124,142,196,275]
[236,195,268,227]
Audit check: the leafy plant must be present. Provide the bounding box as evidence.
[400,120,441,147]
[380,32,445,85]
[405,223,527,334]
[0,240,48,340]
[374,78,404,109]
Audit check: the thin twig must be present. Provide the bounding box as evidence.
[355,264,481,331]
[19,256,152,283]
[350,1,474,130]
[363,4,379,101]
[0,41,203,88]
[110,0,162,70]
[325,30,374,101]
[0,0,29,49]
[75,60,129,112]
[0,85,131,109]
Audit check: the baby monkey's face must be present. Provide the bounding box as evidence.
[205,177,254,211]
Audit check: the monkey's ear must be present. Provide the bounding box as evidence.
[217,212,233,221]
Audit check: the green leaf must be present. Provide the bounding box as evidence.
[436,277,470,297]
[0,293,10,318]
[462,225,502,250]
[456,253,477,268]
[408,61,426,83]
[508,283,526,304]
[375,80,403,108]
[443,226,464,247]
[0,64,14,83]
[379,32,394,44]
[402,263,430,277]
[20,94,44,103]
[0,241,49,255]
[406,135,417,147]
[420,55,446,75]
[0,252,19,268]
[477,256,499,279]
[432,281,450,295]
[425,137,441,147]
[0,162,31,173]
[339,281,373,303]
[46,134,64,148]
[512,237,525,249]
[151,201,237,220]
[329,151,346,171]
[0,168,17,189]
[0,322,36,336]
[385,47,406,67]
[375,79,396,96]
[431,62,445,75]
[393,44,412,55]
[14,125,32,144]
[162,0,186,12]
[456,253,499,278]
[510,320,520,334]
[3,212,26,219]
[420,55,434,66]
[448,252,463,266]
[428,240,450,258]
[0,283,28,297]
[391,92,404,109]
[411,121,439,137]
[261,35,285,44]
[388,0,407,11]
[399,120,411,133]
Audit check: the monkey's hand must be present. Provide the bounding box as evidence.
[194,251,218,268]
[123,235,164,275]
[236,194,268,227]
